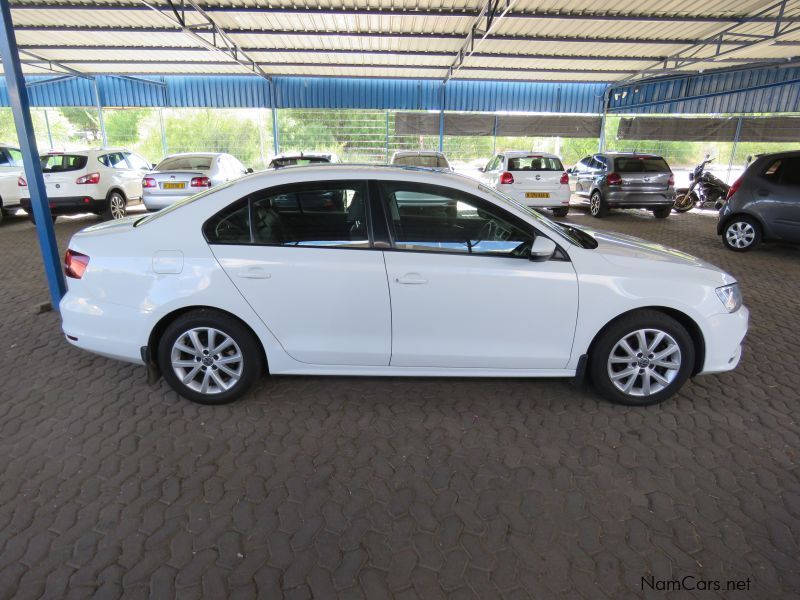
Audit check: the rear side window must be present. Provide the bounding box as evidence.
[763,157,800,186]
[157,156,213,171]
[204,181,369,248]
[40,154,88,172]
[507,156,563,172]
[614,157,671,173]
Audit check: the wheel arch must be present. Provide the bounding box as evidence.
[719,210,766,238]
[585,306,706,376]
[106,186,128,201]
[148,305,269,374]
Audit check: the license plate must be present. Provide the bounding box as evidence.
[163,182,185,190]
[525,192,549,199]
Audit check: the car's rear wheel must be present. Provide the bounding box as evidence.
[590,310,694,406]
[551,207,569,218]
[158,309,263,405]
[652,206,671,219]
[589,191,608,218]
[723,217,761,252]
[103,191,127,220]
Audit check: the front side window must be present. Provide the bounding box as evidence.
[380,181,534,258]
[507,156,564,172]
[205,181,369,248]
[0,148,22,167]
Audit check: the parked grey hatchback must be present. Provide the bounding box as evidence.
[718,151,800,251]
[570,152,676,218]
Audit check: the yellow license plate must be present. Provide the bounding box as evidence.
[163,182,185,190]
[525,192,549,198]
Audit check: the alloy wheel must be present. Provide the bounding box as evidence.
[590,195,600,216]
[109,193,126,219]
[725,221,755,249]
[606,328,682,397]
[170,327,244,395]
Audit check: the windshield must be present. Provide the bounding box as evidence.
[507,156,563,171]
[480,184,595,249]
[40,154,87,172]
[134,180,237,227]
[394,155,449,168]
[270,157,330,168]
[156,156,214,171]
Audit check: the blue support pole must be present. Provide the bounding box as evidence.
[269,80,279,154]
[0,1,66,307]
[438,84,445,153]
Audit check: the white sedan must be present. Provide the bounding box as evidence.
[60,166,748,406]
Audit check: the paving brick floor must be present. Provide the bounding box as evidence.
[0,206,798,598]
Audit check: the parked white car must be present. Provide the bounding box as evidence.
[0,143,24,222]
[20,148,150,222]
[480,151,571,217]
[143,152,250,211]
[390,151,452,171]
[60,166,747,407]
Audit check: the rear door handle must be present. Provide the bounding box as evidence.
[395,273,427,285]
[238,267,271,279]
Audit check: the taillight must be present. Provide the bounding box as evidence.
[18,176,26,187]
[727,176,742,200]
[607,172,622,186]
[499,171,514,185]
[64,249,90,279]
[668,174,675,187]
[191,176,211,187]
[76,172,100,185]
[559,172,569,185]
[142,177,157,188]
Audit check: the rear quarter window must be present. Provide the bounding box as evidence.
[507,156,563,171]
[614,157,671,173]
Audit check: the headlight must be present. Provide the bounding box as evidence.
[716,283,743,313]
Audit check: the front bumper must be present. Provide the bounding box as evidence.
[21,195,105,215]
[699,306,749,375]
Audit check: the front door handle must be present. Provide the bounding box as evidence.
[395,273,427,285]
[238,267,271,279]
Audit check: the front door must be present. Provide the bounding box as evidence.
[208,180,392,366]
[378,180,579,369]
[759,156,800,242]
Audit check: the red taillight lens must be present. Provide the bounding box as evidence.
[76,172,100,185]
[668,174,675,187]
[191,176,211,187]
[142,177,157,188]
[499,171,514,185]
[607,172,623,186]
[18,176,27,187]
[727,176,742,200]
[64,249,90,279]
[559,172,569,185]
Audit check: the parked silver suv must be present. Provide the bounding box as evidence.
[570,152,676,218]
[718,151,800,251]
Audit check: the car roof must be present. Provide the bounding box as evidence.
[393,150,445,156]
[602,152,664,158]
[501,151,561,158]
[272,152,333,159]
[161,152,223,158]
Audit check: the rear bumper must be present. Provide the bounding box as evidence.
[606,191,675,207]
[502,186,571,208]
[699,306,749,375]
[21,196,105,215]
[143,192,191,210]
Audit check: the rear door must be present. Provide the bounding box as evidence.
[505,155,564,200]
[208,179,392,366]
[613,156,672,192]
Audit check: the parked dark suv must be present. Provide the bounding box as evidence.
[570,152,676,218]
[718,151,800,251]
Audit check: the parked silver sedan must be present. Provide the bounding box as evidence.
[143,152,251,211]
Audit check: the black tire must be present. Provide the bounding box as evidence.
[157,309,264,405]
[102,190,127,221]
[673,192,696,213]
[589,310,695,406]
[29,211,57,225]
[652,206,671,219]
[722,216,761,252]
[551,207,569,218]
[589,190,608,218]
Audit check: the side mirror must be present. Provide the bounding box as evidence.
[246,167,254,174]
[478,166,485,172]
[529,236,557,262]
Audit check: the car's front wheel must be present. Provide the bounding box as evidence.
[652,206,671,219]
[589,310,694,406]
[551,207,569,218]
[722,217,760,252]
[158,309,263,405]
[103,191,127,220]
[589,191,608,218]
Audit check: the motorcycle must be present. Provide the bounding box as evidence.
[673,156,730,212]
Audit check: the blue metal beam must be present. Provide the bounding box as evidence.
[0,0,65,307]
